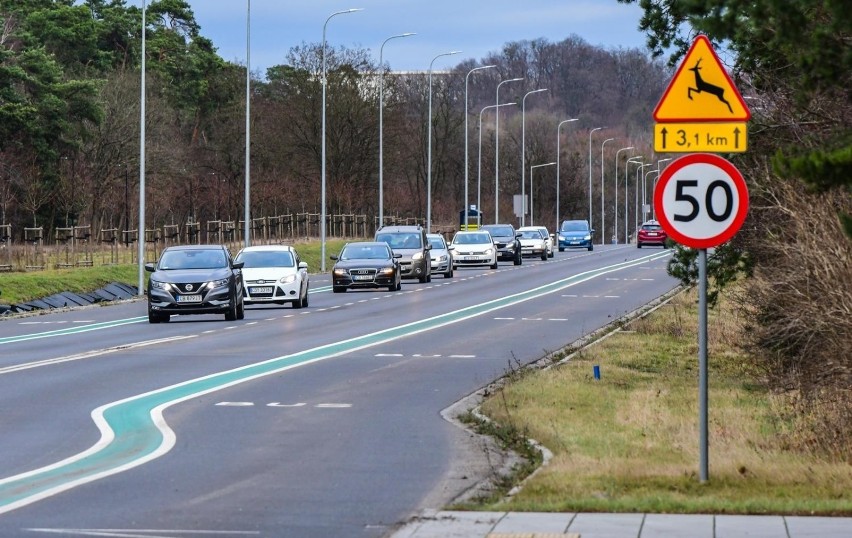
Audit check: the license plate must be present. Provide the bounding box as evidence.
[177,294,202,303]
[464,256,479,261]
[353,275,373,281]
[648,233,658,236]
[570,241,580,245]
[250,287,273,294]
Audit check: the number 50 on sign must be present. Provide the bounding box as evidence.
[654,154,749,249]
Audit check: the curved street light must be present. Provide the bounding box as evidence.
[587,127,603,229]
[556,118,579,233]
[624,156,643,243]
[464,64,496,228]
[529,162,556,226]
[478,102,517,224]
[520,88,548,227]
[600,137,615,245]
[494,77,524,223]
[652,157,673,220]
[636,162,653,234]
[378,32,415,227]
[427,50,462,233]
[613,146,635,244]
[321,8,362,272]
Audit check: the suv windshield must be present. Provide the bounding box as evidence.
[561,221,589,232]
[159,249,226,270]
[375,232,422,249]
[482,226,513,237]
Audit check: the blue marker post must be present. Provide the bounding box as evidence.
[593,365,601,380]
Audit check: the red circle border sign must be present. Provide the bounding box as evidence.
[654,153,749,249]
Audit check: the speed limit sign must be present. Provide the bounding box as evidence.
[654,153,749,248]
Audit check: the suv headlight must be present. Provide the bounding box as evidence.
[584,234,592,241]
[150,279,172,291]
[279,274,297,284]
[412,252,424,260]
[558,234,565,241]
[207,278,229,289]
[485,248,494,256]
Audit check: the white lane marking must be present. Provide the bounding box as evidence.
[412,354,441,358]
[315,403,352,408]
[245,322,258,326]
[521,317,542,321]
[562,294,578,297]
[0,336,198,375]
[548,318,568,321]
[582,295,600,298]
[494,317,514,320]
[72,321,95,324]
[448,354,476,358]
[642,278,655,281]
[224,326,237,330]
[375,353,403,357]
[605,295,620,298]
[264,318,276,321]
[215,402,254,407]
[266,402,306,408]
[202,330,216,334]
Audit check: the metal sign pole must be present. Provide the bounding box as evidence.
[698,247,709,482]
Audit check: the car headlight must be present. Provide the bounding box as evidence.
[380,267,395,275]
[151,279,172,291]
[558,235,565,241]
[332,269,347,277]
[485,248,494,256]
[207,278,229,289]
[412,252,424,260]
[279,274,297,284]
[584,234,592,241]
[438,255,448,263]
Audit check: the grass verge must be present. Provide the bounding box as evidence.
[467,287,852,515]
[0,239,351,305]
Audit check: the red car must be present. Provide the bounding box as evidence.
[637,220,668,248]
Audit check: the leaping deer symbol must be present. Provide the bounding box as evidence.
[687,58,733,113]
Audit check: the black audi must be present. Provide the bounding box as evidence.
[330,241,402,293]
[145,244,245,323]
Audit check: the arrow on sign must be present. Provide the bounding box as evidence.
[734,126,741,148]
[660,127,668,148]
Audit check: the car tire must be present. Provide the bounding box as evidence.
[303,289,309,307]
[637,242,642,248]
[559,247,564,252]
[333,286,346,293]
[237,296,245,320]
[396,279,402,291]
[419,272,428,283]
[445,268,453,278]
[588,244,594,251]
[541,251,548,261]
[514,253,522,265]
[148,311,168,323]
[225,295,239,321]
[548,250,554,258]
[490,261,498,269]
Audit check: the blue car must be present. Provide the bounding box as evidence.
[558,220,594,251]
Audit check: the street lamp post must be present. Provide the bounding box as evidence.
[587,127,603,229]
[464,64,495,228]
[556,118,579,233]
[624,157,643,243]
[244,0,251,248]
[529,162,556,226]
[644,168,659,223]
[521,88,548,227]
[636,163,653,234]
[652,157,672,220]
[427,50,462,233]
[321,8,362,272]
[478,102,517,225]
[378,32,415,228]
[600,137,615,245]
[137,0,147,295]
[495,77,524,223]
[613,146,635,244]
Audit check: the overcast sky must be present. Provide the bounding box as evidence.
[175,1,651,75]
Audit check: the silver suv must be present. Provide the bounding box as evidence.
[375,225,432,283]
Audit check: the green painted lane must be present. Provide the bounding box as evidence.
[0,251,671,514]
[0,317,148,346]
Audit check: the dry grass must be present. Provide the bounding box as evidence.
[476,288,852,515]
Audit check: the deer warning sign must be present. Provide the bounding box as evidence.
[653,35,750,123]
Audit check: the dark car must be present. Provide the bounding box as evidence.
[145,244,245,323]
[331,241,402,293]
[558,219,594,251]
[480,224,522,265]
[637,220,669,248]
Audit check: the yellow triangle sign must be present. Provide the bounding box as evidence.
[654,35,750,122]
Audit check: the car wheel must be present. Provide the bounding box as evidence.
[303,289,309,307]
[148,311,167,323]
[490,261,498,269]
[541,251,548,261]
[514,253,522,265]
[396,279,402,291]
[548,250,554,258]
[559,247,564,252]
[588,244,594,251]
[445,268,453,278]
[237,296,245,320]
[637,242,642,248]
[419,272,428,283]
[333,286,346,293]
[225,295,239,321]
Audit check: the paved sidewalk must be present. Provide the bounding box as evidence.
[390,510,852,537]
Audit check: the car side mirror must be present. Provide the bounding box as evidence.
[448,245,455,250]
[425,243,432,250]
[232,261,244,270]
[590,229,596,234]
[330,255,339,261]
[393,253,402,259]
[515,233,522,238]
[144,262,156,272]
[298,262,308,269]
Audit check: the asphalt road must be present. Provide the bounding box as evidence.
[0,244,677,537]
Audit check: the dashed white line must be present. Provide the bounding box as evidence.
[315,403,352,408]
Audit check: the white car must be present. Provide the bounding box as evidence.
[516,227,550,261]
[427,233,453,278]
[450,231,498,269]
[234,245,309,308]
[526,225,554,257]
